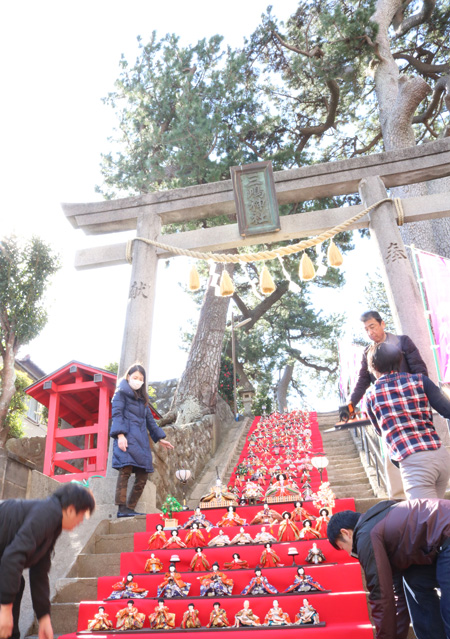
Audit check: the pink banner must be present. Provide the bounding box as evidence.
[416,250,450,382]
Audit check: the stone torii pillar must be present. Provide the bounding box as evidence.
[360,175,449,444]
[118,210,161,378]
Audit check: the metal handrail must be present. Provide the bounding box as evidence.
[351,423,388,491]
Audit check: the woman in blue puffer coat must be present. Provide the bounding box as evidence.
[110,363,174,518]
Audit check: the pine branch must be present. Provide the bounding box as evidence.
[272,31,324,59]
[298,79,340,137]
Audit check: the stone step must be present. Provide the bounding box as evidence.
[89,532,135,555]
[47,603,79,635]
[69,553,121,578]
[54,578,97,603]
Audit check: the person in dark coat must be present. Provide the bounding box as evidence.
[0,483,95,639]
[110,363,174,518]
[327,500,450,639]
[349,310,428,499]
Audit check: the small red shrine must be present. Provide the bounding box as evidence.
[26,361,117,483]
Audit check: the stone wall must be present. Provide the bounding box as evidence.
[149,396,235,509]
[0,448,35,499]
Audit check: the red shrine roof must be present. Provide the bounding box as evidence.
[25,360,162,425]
[25,361,118,427]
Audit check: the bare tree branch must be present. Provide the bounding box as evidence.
[392,0,436,38]
[351,131,383,156]
[393,52,450,77]
[232,280,290,331]
[413,75,450,124]
[286,346,337,374]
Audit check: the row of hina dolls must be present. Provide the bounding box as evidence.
[108,562,327,601]
[146,506,330,549]
[144,539,326,576]
[87,598,321,630]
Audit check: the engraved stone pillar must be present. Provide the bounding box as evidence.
[118,210,161,378]
[107,210,161,477]
[359,175,449,443]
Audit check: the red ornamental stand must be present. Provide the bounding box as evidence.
[26,361,117,483]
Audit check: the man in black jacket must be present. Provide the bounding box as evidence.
[0,483,95,639]
[349,310,428,498]
[327,501,450,639]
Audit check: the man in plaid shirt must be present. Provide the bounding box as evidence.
[364,342,450,499]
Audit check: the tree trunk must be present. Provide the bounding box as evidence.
[170,262,234,424]
[0,339,18,447]
[276,363,294,412]
[372,0,450,257]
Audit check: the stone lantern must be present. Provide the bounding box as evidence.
[239,383,255,417]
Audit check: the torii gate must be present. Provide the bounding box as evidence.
[63,138,450,406]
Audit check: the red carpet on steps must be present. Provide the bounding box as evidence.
[61,411,373,638]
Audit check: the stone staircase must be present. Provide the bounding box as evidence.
[317,411,383,500]
[30,412,386,637]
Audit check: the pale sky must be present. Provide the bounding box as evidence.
[0,1,376,406]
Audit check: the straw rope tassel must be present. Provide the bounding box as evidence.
[188,264,201,291]
[260,265,276,295]
[299,252,315,281]
[219,269,235,297]
[327,240,343,267]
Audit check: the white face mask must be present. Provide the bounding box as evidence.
[129,378,144,390]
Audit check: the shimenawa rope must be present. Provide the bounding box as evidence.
[125,197,404,265]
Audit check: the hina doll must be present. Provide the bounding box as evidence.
[190,547,211,572]
[284,566,327,593]
[207,602,231,627]
[109,572,148,599]
[200,478,237,504]
[182,506,213,530]
[163,529,187,549]
[264,600,291,626]
[148,599,176,629]
[295,598,320,625]
[230,526,253,545]
[216,505,247,527]
[198,562,234,596]
[144,553,163,573]
[299,519,321,540]
[278,512,301,542]
[305,542,326,564]
[315,508,330,538]
[241,568,278,596]
[265,473,301,500]
[87,606,113,630]
[242,480,264,504]
[185,522,208,548]
[116,601,146,630]
[157,563,191,598]
[181,603,201,628]
[254,526,277,545]
[224,552,249,570]
[260,542,284,568]
[147,523,167,550]
[234,600,261,627]
[250,503,283,525]
[208,529,231,547]
[302,481,314,500]
[291,500,311,523]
